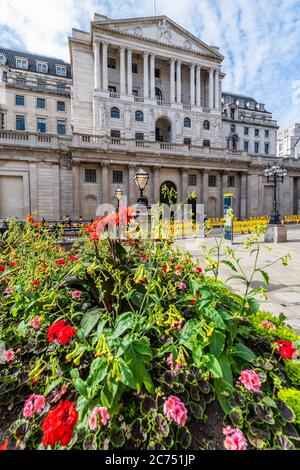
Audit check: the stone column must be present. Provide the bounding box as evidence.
[150,53,155,99]
[101,162,109,204]
[128,164,137,205]
[143,52,149,98]
[29,162,38,215]
[52,164,61,220]
[120,46,126,95]
[170,58,175,102]
[94,40,101,90]
[190,64,195,106]
[127,49,132,96]
[209,68,214,110]
[153,166,161,203]
[181,168,188,203]
[214,68,219,110]
[176,61,181,104]
[102,42,108,91]
[240,173,248,219]
[219,172,225,217]
[203,170,209,212]
[196,65,201,107]
[72,162,80,219]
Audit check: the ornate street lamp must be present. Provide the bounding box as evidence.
[114,186,123,213]
[133,167,149,206]
[263,161,287,224]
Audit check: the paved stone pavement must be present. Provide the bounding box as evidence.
[175,225,300,332]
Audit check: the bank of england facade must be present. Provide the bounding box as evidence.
[0,13,299,221]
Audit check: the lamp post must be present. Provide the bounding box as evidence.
[133,167,149,207]
[263,161,287,224]
[114,186,123,213]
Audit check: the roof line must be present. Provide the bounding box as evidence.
[0,45,70,64]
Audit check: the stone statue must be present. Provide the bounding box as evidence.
[158,19,171,42]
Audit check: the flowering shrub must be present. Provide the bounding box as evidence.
[0,217,299,450]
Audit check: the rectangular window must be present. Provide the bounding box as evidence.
[3,71,7,82]
[255,129,259,137]
[254,142,259,153]
[16,115,25,131]
[57,101,65,111]
[56,65,67,76]
[111,129,120,138]
[228,176,235,187]
[15,95,24,106]
[108,57,116,69]
[57,84,66,92]
[230,124,236,133]
[203,140,210,147]
[265,130,269,138]
[37,81,46,89]
[132,89,138,96]
[184,137,191,145]
[37,118,46,133]
[16,78,26,86]
[132,63,138,73]
[85,169,97,183]
[36,62,48,73]
[57,120,66,135]
[188,174,197,186]
[208,175,217,187]
[244,141,249,152]
[265,143,270,154]
[135,132,144,141]
[1,113,5,129]
[108,85,117,93]
[113,170,123,183]
[244,127,249,135]
[155,68,160,78]
[16,58,28,70]
[37,98,45,109]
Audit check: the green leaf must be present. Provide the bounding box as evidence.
[214,379,232,413]
[218,352,233,387]
[209,330,225,357]
[45,377,63,395]
[256,269,269,286]
[132,337,152,357]
[225,274,246,284]
[80,308,101,337]
[220,260,238,272]
[247,298,260,315]
[101,377,124,411]
[114,240,127,261]
[231,342,256,362]
[73,378,89,399]
[205,354,223,378]
[118,358,136,389]
[16,320,27,337]
[110,312,136,340]
[203,307,226,329]
[76,396,91,422]
[87,357,109,387]
[179,318,202,349]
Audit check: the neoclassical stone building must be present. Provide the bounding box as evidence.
[0,13,300,220]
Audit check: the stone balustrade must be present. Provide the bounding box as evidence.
[0,130,72,149]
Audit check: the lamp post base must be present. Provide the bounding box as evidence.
[264,224,287,243]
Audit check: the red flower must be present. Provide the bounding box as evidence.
[90,231,99,242]
[191,294,200,305]
[48,320,76,345]
[55,258,66,266]
[42,401,78,447]
[0,440,9,451]
[0,265,5,272]
[9,262,17,268]
[68,255,80,261]
[162,265,168,272]
[196,266,203,273]
[276,340,297,359]
[33,279,41,286]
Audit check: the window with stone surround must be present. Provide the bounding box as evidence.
[113,170,123,183]
[264,143,269,154]
[16,115,25,131]
[15,95,24,106]
[184,117,191,128]
[244,141,249,152]
[16,57,28,70]
[108,57,116,69]
[255,129,259,137]
[37,117,46,133]
[36,61,48,74]
[37,98,46,109]
[0,112,5,129]
[188,174,197,186]
[135,110,144,122]
[57,120,66,135]
[85,169,97,183]
[254,142,259,153]
[132,63,138,73]
[135,132,144,140]
[203,140,210,147]
[111,107,120,119]
[16,78,26,86]
[132,89,139,96]
[57,101,65,111]
[111,129,121,138]
[56,65,67,76]
[244,127,249,135]
[155,68,160,78]
[184,137,191,145]
[203,120,210,130]
[208,175,217,187]
[228,176,235,187]
[265,129,269,138]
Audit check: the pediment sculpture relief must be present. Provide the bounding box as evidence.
[157,19,171,43]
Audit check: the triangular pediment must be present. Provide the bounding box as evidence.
[94,16,223,60]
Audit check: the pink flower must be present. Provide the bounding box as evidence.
[178,282,186,290]
[4,286,15,294]
[31,316,41,329]
[163,396,188,426]
[261,320,276,330]
[167,353,182,373]
[23,394,45,418]
[71,290,81,299]
[3,349,14,362]
[223,426,247,451]
[88,407,110,431]
[239,369,261,392]
[171,321,182,330]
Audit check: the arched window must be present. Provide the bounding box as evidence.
[155,87,162,101]
[203,120,210,130]
[135,110,144,122]
[184,117,191,128]
[111,107,120,119]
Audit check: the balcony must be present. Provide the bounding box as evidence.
[6,80,71,96]
[222,112,277,126]
[0,130,72,149]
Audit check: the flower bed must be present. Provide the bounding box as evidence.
[0,217,299,450]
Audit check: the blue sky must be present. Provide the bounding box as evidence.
[1,0,300,128]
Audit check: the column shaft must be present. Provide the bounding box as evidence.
[215,69,219,110]
[190,64,195,106]
[170,59,175,102]
[94,41,100,90]
[209,68,214,110]
[196,65,201,107]
[150,54,155,99]
[176,61,181,104]
[127,49,132,95]
[120,47,126,95]
[102,42,108,91]
[143,53,149,98]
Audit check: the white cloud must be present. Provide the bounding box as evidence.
[0,0,299,128]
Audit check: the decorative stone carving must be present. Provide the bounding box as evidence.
[134,26,143,36]
[158,19,171,43]
[99,103,106,130]
[184,40,192,49]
